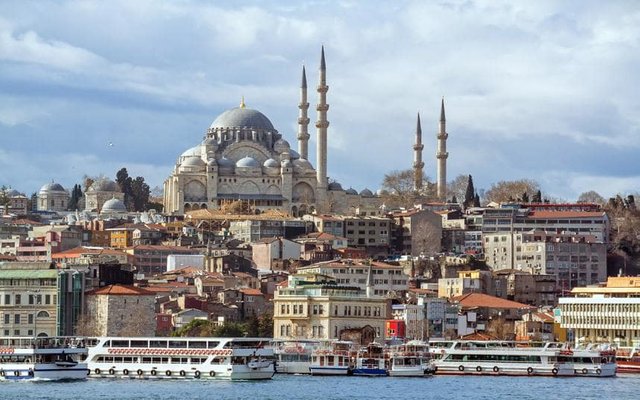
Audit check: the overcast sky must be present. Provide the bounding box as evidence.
[1,0,639,201]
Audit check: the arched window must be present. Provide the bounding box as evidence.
[37,311,50,318]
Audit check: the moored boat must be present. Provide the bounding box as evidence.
[0,336,89,381]
[309,340,352,376]
[352,342,387,377]
[272,339,320,374]
[86,337,274,380]
[387,340,435,377]
[615,346,640,373]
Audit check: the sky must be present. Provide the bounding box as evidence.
[1,0,639,202]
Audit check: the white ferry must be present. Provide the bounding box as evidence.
[551,343,617,377]
[86,337,275,380]
[309,340,353,376]
[432,340,576,377]
[0,336,89,381]
[352,342,387,377]
[272,339,320,374]
[387,340,436,377]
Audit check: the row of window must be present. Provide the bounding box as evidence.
[2,293,54,305]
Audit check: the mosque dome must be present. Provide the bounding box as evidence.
[236,156,260,168]
[89,179,118,192]
[218,157,235,175]
[210,107,275,132]
[181,157,206,167]
[328,182,343,191]
[345,188,358,195]
[377,189,389,196]
[273,139,291,154]
[181,145,202,158]
[7,189,23,197]
[289,149,301,160]
[359,188,374,197]
[292,158,314,173]
[101,197,127,213]
[263,158,280,176]
[39,182,66,194]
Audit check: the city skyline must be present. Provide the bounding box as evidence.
[1,1,639,201]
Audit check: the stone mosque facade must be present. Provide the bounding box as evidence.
[163,47,382,217]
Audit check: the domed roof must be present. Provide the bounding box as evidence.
[236,156,259,168]
[202,137,217,146]
[101,197,127,213]
[7,189,23,197]
[210,107,275,131]
[377,189,389,196]
[39,182,66,193]
[90,179,118,192]
[345,187,358,195]
[328,182,343,191]
[273,138,291,154]
[289,149,301,160]
[263,158,279,168]
[218,157,234,168]
[292,158,314,171]
[181,145,202,158]
[360,188,374,197]
[181,156,206,167]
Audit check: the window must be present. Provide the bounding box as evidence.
[15,294,21,305]
[14,314,20,324]
[4,294,9,305]
[3,314,9,324]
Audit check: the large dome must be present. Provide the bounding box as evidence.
[210,107,275,131]
[101,197,127,213]
[39,182,65,194]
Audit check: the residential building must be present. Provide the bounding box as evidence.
[342,216,391,257]
[302,214,345,237]
[389,209,443,257]
[125,245,200,276]
[252,237,301,270]
[493,270,557,307]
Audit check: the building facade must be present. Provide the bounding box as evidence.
[84,284,156,336]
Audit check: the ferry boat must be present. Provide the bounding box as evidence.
[432,340,576,377]
[552,343,616,377]
[0,336,89,381]
[86,337,274,380]
[309,340,353,376]
[272,339,319,374]
[615,346,640,373]
[352,342,387,377]
[387,340,436,377]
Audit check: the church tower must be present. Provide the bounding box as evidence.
[297,66,310,159]
[436,98,449,200]
[315,46,329,207]
[413,113,424,191]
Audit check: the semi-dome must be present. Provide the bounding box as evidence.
[377,189,389,196]
[39,182,65,194]
[292,158,314,171]
[202,137,217,146]
[263,158,279,168]
[181,157,206,167]
[289,149,301,160]
[360,188,374,197]
[236,156,260,168]
[345,188,358,195]
[218,157,235,175]
[328,182,343,191]
[89,179,118,192]
[101,197,127,213]
[210,107,275,131]
[273,138,291,154]
[181,145,202,158]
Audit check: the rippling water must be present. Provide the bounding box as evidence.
[2,374,639,400]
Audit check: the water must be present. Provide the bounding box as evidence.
[2,374,640,400]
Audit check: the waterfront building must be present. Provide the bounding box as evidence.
[559,277,640,346]
[84,284,156,336]
[273,273,390,341]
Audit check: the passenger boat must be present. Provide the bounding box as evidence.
[86,337,274,380]
[272,339,320,374]
[0,336,89,381]
[352,342,387,377]
[309,340,353,376]
[387,340,436,377]
[551,343,617,377]
[432,340,576,377]
[615,346,640,373]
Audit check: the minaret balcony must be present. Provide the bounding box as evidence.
[316,104,330,112]
[437,133,448,140]
[413,144,424,151]
[436,152,449,159]
[413,162,424,169]
[298,102,309,109]
[317,85,329,93]
[315,121,330,128]
[298,117,310,124]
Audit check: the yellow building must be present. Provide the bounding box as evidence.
[107,226,135,249]
[273,273,390,341]
[559,277,640,346]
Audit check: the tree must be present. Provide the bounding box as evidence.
[258,313,274,337]
[473,193,481,207]
[74,313,101,336]
[484,179,540,204]
[521,192,529,203]
[245,314,260,337]
[82,175,95,192]
[447,174,469,205]
[131,176,150,211]
[577,190,606,205]
[532,190,542,203]
[0,186,11,215]
[68,184,83,211]
[464,175,475,208]
[381,169,436,209]
[116,168,134,210]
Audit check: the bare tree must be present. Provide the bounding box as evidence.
[74,313,101,336]
[484,179,541,203]
[577,190,606,205]
[381,169,437,209]
[447,174,469,204]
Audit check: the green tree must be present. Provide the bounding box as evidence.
[131,176,151,211]
[532,190,542,203]
[68,184,83,211]
[0,186,10,215]
[464,175,475,208]
[213,322,246,337]
[521,192,529,203]
[258,313,274,337]
[244,314,260,337]
[473,193,481,207]
[116,168,134,210]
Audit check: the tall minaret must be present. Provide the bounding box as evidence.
[436,98,449,200]
[413,113,424,191]
[297,66,310,159]
[315,46,329,198]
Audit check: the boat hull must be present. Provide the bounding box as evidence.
[309,366,351,376]
[352,368,387,377]
[0,363,89,381]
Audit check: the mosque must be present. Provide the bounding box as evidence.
[162,47,449,217]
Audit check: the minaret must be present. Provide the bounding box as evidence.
[436,98,449,200]
[413,113,424,191]
[315,46,329,199]
[297,66,310,159]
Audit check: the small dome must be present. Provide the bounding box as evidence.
[39,182,66,194]
[90,179,118,192]
[202,137,217,147]
[328,182,343,191]
[292,158,314,171]
[377,189,389,196]
[236,156,259,168]
[7,189,23,197]
[360,188,374,197]
[263,158,279,168]
[345,188,358,195]
[210,107,275,131]
[181,145,202,158]
[273,139,291,154]
[181,157,206,167]
[101,197,127,213]
[289,149,301,160]
[218,157,235,175]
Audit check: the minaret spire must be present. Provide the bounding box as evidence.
[315,46,329,210]
[413,113,424,191]
[297,65,310,159]
[436,97,449,200]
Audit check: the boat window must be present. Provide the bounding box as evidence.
[211,357,225,364]
[207,341,220,348]
[112,340,129,348]
[169,340,188,348]
[142,357,152,363]
[189,341,207,349]
[190,357,206,364]
[150,340,167,348]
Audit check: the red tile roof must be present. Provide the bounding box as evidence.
[86,284,155,296]
[452,293,535,310]
[527,211,605,219]
[239,288,263,296]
